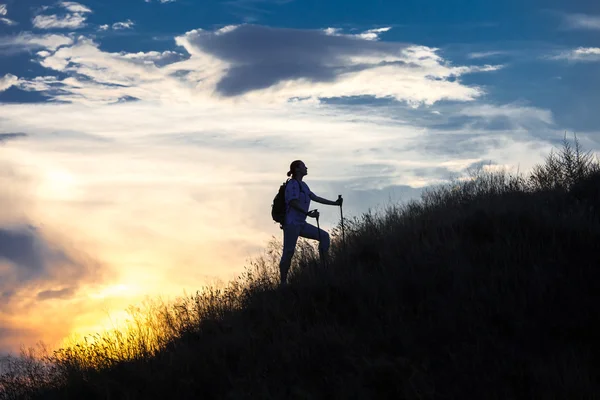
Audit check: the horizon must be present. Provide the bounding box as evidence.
[1,0,599,355]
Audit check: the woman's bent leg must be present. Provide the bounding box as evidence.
[300,223,330,264]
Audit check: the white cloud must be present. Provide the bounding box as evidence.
[33,13,87,29]
[59,2,92,14]
[32,1,92,30]
[550,47,600,62]
[0,17,16,25]
[97,20,135,31]
[0,4,17,25]
[460,103,555,129]
[563,13,600,30]
[467,51,507,59]
[0,74,19,92]
[324,26,391,41]
[0,33,74,53]
[355,27,392,41]
[112,19,135,30]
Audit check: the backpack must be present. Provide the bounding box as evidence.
[271,179,304,227]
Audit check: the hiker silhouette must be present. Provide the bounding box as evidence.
[278,160,343,286]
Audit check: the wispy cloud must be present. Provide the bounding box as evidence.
[459,103,555,130]
[32,13,87,29]
[60,1,92,13]
[324,26,392,41]
[0,18,17,26]
[32,1,92,30]
[467,51,508,59]
[37,287,76,301]
[549,47,600,62]
[0,133,27,143]
[563,13,600,30]
[0,33,74,54]
[0,3,17,26]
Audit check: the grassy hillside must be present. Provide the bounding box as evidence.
[2,134,600,399]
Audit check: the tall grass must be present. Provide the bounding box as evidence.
[2,133,599,399]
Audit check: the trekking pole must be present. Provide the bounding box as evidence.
[338,195,346,263]
[315,209,323,265]
[338,195,345,247]
[315,209,321,246]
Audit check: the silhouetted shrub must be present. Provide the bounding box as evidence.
[529,132,600,191]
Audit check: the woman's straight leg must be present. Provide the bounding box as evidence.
[279,223,302,286]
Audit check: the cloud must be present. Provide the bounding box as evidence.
[563,13,600,30]
[324,26,392,41]
[171,24,500,102]
[59,1,92,14]
[549,47,600,62]
[0,224,99,314]
[8,25,502,106]
[37,287,76,300]
[0,226,62,280]
[99,19,135,30]
[32,1,92,30]
[0,18,17,26]
[0,33,74,55]
[0,74,19,92]
[467,51,508,59]
[0,162,110,354]
[112,19,135,30]
[32,13,87,29]
[0,327,40,357]
[0,133,27,143]
[459,103,555,130]
[0,4,17,26]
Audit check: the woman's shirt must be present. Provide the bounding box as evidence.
[284,179,314,226]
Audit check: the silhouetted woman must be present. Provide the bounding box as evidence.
[278,160,342,286]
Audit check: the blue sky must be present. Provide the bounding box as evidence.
[0,0,599,354]
[1,0,599,129]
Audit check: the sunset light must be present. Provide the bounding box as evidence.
[1,1,598,396]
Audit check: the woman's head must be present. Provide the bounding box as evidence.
[287,160,307,178]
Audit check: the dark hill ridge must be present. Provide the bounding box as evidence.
[2,136,600,399]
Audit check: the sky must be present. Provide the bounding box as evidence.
[0,0,599,355]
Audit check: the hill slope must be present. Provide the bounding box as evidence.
[2,137,600,399]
